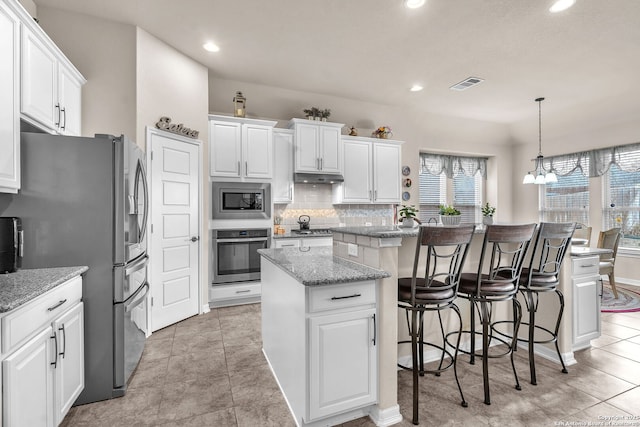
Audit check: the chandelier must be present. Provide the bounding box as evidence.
[523,97,558,185]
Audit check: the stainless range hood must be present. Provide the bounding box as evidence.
[294,173,344,184]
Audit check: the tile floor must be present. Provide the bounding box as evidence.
[62,298,640,426]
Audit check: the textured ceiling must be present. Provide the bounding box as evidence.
[33,0,640,125]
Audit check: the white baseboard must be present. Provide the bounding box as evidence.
[614,277,640,287]
[200,303,210,314]
[369,404,403,427]
[516,342,577,367]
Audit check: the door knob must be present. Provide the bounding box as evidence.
[190,236,199,242]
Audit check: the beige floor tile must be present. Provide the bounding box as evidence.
[574,347,640,385]
[171,329,224,358]
[234,399,296,427]
[606,386,640,415]
[165,349,228,382]
[591,333,623,348]
[600,321,640,339]
[156,407,237,427]
[599,340,640,363]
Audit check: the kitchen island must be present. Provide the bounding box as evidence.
[259,246,393,427]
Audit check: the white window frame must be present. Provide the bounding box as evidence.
[602,164,640,254]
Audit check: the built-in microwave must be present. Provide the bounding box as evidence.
[211,182,271,220]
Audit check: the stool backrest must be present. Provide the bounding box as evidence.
[410,225,476,304]
[523,222,576,288]
[474,223,537,297]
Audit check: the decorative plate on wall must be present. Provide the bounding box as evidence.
[402,191,410,201]
[402,166,411,176]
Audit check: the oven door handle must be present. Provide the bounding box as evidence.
[216,238,269,243]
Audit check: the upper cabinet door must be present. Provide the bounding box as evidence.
[373,142,401,203]
[341,140,372,203]
[243,124,273,179]
[272,130,294,203]
[58,64,82,136]
[209,120,242,177]
[0,2,20,193]
[318,126,341,174]
[21,25,58,132]
[295,123,320,172]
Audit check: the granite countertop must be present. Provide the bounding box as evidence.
[570,246,613,257]
[330,225,420,238]
[0,266,88,313]
[258,246,390,286]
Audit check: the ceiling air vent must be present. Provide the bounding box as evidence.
[450,77,484,91]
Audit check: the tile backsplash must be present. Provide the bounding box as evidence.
[274,183,394,231]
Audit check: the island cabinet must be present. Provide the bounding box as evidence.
[272,128,294,203]
[260,249,384,426]
[289,119,345,175]
[334,136,402,204]
[0,0,20,193]
[1,274,84,427]
[571,254,602,350]
[208,115,277,180]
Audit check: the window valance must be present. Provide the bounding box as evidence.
[420,153,487,179]
[542,142,640,177]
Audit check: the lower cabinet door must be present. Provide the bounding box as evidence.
[53,302,85,425]
[573,276,601,348]
[3,326,55,427]
[308,308,377,421]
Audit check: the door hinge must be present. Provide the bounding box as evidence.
[151,297,154,307]
[151,224,153,233]
[150,151,154,161]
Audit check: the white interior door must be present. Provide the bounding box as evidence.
[148,128,201,331]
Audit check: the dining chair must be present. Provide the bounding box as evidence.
[493,222,575,385]
[397,224,475,425]
[572,223,592,247]
[452,223,536,405]
[597,228,623,298]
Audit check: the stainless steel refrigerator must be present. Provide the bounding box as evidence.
[0,132,150,404]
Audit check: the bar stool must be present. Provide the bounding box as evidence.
[397,224,476,425]
[452,223,536,405]
[493,222,575,385]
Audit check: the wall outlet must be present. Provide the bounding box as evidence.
[348,243,358,257]
[365,222,372,226]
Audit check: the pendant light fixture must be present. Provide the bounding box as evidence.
[523,97,558,185]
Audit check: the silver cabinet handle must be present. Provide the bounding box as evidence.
[320,158,323,170]
[245,161,248,176]
[235,289,251,294]
[237,161,241,175]
[372,313,377,346]
[50,334,58,368]
[330,293,362,300]
[59,324,66,358]
[54,104,61,127]
[61,107,66,130]
[47,299,67,312]
[374,190,377,201]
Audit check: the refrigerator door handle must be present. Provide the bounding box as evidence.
[125,282,149,313]
[125,254,148,276]
[134,159,149,244]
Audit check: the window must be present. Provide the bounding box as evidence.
[418,153,486,223]
[603,162,640,250]
[540,169,589,224]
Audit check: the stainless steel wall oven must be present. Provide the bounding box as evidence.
[212,228,271,284]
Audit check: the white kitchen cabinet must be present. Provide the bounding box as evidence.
[20,23,85,136]
[571,255,601,350]
[289,119,344,175]
[208,115,277,180]
[308,306,377,420]
[52,302,84,426]
[1,275,84,427]
[273,237,333,248]
[262,257,378,425]
[3,325,55,427]
[0,1,20,193]
[272,129,294,203]
[335,136,402,204]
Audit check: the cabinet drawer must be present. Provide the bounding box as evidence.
[2,275,82,354]
[572,257,599,277]
[210,282,261,300]
[308,281,376,313]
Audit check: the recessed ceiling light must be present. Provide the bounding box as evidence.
[404,0,426,9]
[203,42,220,52]
[549,0,576,13]
[410,85,424,92]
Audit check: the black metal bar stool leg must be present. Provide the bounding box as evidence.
[452,304,468,408]
[555,290,568,374]
[526,291,538,385]
[481,301,491,405]
[511,298,523,392]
